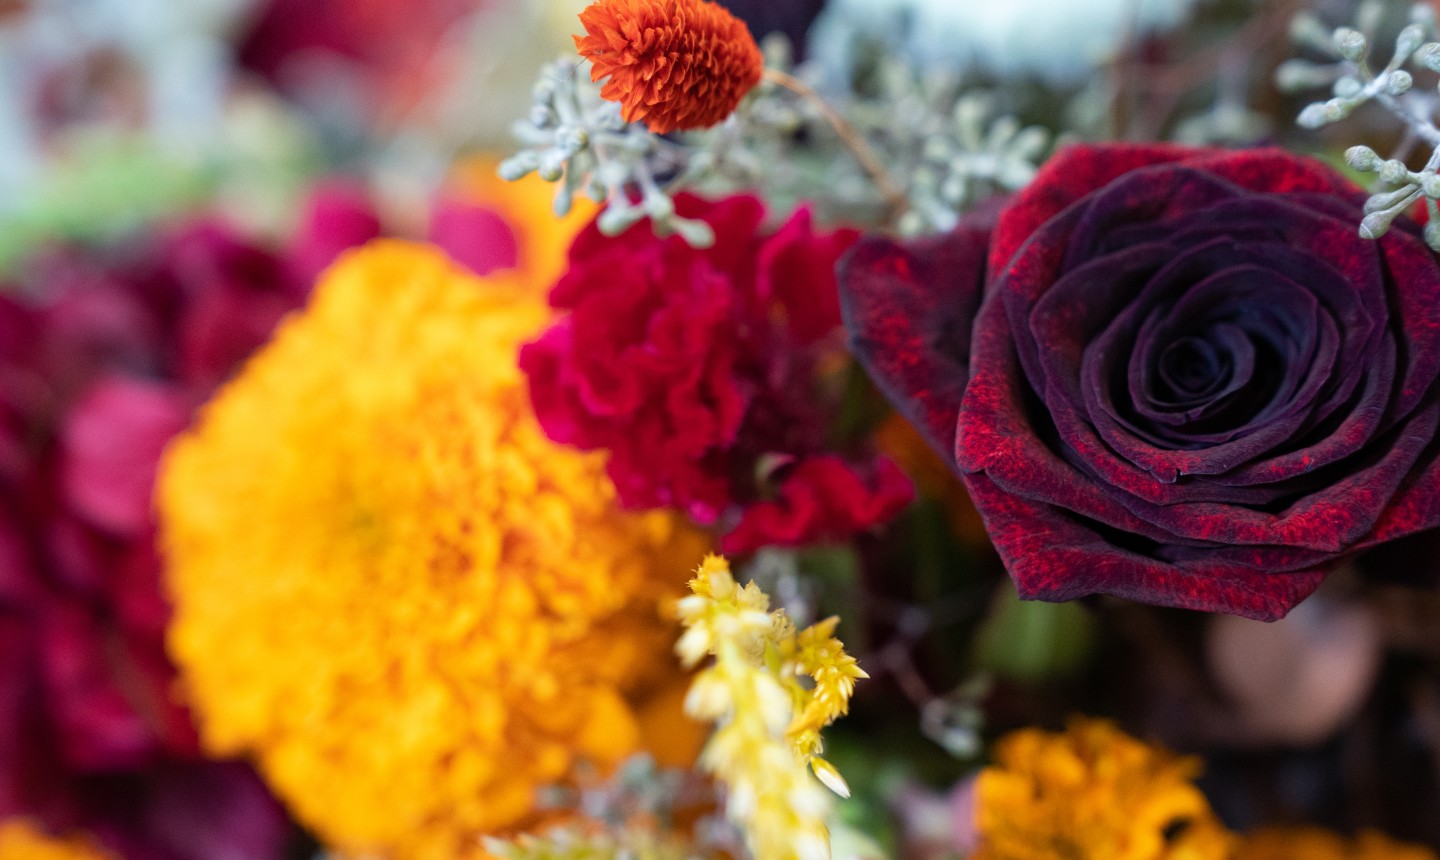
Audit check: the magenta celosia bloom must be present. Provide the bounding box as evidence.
[0,184,382,858]
[522,194,912,548]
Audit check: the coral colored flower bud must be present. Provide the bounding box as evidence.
[575,0,764,134]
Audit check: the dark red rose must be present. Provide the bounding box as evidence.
[841,144,1440,620]
[523,194,910,547]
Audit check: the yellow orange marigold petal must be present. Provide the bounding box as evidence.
[973,718,1235,860]
[1236,827,1439,860]
[0,821,113,860]
[159,240,707,859]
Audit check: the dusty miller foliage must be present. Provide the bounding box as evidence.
[500,37,1048,244]
[1281,1,1440,250]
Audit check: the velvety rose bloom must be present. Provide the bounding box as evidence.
[522,194,912,546]
[0,188,379,857]
[841,144,1440,620]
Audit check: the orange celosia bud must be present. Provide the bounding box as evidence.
[575,0,764,134]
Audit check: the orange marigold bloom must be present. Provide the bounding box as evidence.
[575,0,764,134]
[1236,827,1439,860]
[0,821,112,860]
[973,719,1235,860]
[158,241,707,859]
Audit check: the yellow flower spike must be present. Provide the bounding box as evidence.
[786,615,870,769]
[0,821,113,860]
[676,554,863,860]
[159,241,708,859]
[810,757,852,799]
[483,824,693,860]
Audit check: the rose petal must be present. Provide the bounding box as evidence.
[989,143,1208,275]
[839,216,994,457]
[962,472,1328,620]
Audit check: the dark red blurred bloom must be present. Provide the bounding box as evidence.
[841,144,1440,621]
[237,0,475,125]
[522,195,912,548]
[0,185,380,857]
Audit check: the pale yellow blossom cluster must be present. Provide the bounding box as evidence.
[676,554,867,860]
[482,825,692,860]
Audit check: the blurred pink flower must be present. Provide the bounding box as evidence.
[0,182,381,858]
[427,195,520,277]
[237,0,476,124]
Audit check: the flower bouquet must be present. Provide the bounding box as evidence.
[2,0,1440,858]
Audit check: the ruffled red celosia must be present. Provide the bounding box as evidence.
[0,183,388,859]
[722,456,915,555]
[521,194,912,549]
[575,0,765,134]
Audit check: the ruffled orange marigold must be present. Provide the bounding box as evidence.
[158,241,708,859]
[1236,827,1439,860]
[575,0,764,134]
[973,719,1235,860]
[0,821,112,860]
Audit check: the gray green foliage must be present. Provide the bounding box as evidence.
[1282,1,1440,249]
[501,39,1049,242]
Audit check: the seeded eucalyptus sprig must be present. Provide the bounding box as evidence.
[1281,1,1440,249]
[501,59,720,248]
[501,40,1049,244]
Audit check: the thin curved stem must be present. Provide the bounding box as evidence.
[762,68,909,222]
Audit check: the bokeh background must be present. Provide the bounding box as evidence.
[3,1,1440,858]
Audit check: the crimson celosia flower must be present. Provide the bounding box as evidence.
[0,185,384,859]
[722,456,915,555]
[521,194,911,549]
[575,0,765,134]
